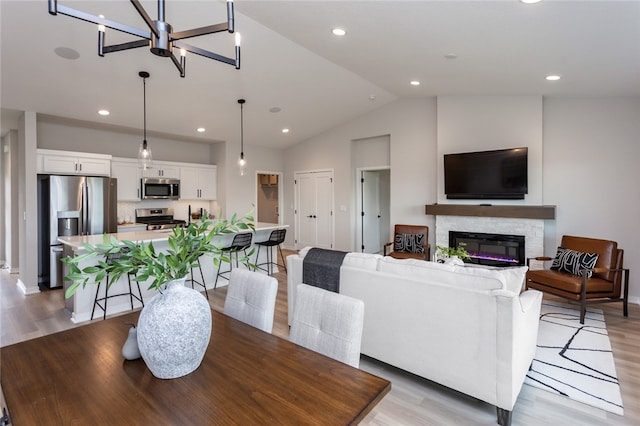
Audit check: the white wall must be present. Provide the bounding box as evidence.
[221,143,285,221]
[437,96,543,204]
[18,112,39,294]
[543,97,640,302]
[37,117,215,164]
[283,98,437,251]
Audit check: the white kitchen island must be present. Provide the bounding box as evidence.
[58,222,288,323]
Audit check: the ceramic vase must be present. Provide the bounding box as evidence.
[137,277,212,379]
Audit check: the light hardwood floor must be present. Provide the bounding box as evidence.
[1,254,638,425]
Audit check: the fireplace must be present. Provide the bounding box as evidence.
[449,231,525,267]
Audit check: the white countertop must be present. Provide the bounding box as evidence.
[58,222,288,250]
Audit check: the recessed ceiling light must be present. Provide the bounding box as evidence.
[269,107,282,113]
[521,0,541,4]
[97,109,110,116]
[332,28,346,36]
[546,75,561,81]
[444,53,458,59]
[410,80,421,86]
[197,127,205,133]
[282,128,290,134]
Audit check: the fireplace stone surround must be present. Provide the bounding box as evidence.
[426,204,554,269]
[434,215,545,269]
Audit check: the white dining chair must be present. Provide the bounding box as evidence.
[223,268,278,333]
[289,283,365,368]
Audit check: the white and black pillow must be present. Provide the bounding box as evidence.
[394,233,425,254]
[550,247,599,278]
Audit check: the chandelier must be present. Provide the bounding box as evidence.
[48,0,241,77]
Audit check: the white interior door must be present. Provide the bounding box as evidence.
[362,171,381,253]
[295,171,333,249]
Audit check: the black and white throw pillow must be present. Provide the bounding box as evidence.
[394,233,425,254]
[550,247,599,278]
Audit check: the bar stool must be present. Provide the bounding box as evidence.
[187,254,208,300]
[254,229,287,275]
[92,249,144,320]
[214,232,253,289]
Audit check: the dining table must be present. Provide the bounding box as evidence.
[1,309,391,425]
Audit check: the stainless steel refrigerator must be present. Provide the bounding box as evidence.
[37,175,117,289]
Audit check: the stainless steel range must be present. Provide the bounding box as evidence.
[135,208,186,231]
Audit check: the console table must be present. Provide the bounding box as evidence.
[1,310,390,424]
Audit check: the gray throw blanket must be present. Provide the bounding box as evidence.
[302,248,348,293]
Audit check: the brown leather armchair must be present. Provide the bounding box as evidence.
[526,235,629,324]
[383,224,430,260]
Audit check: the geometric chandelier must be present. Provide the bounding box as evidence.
[48,0,241,78]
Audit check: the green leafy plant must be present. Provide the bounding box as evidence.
[62,212,255,299]
[435,243,471,261]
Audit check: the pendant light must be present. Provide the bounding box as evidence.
[138,71,152,170]
[238,98,246,176]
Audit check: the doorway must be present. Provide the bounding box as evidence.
[256,172,283,224]
[356,168,390,254]
[294,170,334,250]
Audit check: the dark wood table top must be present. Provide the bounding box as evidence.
[1,310,390,425]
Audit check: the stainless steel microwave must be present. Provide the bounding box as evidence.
[141,177,180,200]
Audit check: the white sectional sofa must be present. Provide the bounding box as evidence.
[287,249,542,426]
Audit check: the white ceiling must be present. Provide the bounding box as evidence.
[2,1,639,148]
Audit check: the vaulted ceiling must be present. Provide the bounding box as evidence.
[2,1,639,147]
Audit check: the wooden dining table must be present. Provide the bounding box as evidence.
[1,309,390,425]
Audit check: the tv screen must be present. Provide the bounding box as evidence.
[444,147,528,200]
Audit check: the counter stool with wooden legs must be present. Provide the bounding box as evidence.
[214,232,253,289]
[254,229,287,276]
[91,249,144,320]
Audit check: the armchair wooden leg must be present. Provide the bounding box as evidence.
[497,407,512,426]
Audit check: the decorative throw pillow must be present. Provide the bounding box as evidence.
[550,247,599,278]
[394,233,425,254]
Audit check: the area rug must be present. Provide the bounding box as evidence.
[524,300,623,415]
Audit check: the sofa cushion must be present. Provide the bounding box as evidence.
[550,247,599,278]
[376,257,527,293]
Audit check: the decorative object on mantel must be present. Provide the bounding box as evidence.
[122,323,141,361]
[48,0,241,77]
[138,71,153,170]
[238,98,247,176]
[62,213,255,379]
[434,244,470,265]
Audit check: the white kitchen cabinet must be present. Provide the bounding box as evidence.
[180,165,217,200]
[37,149,111,176]
[111,158,142,201]
[141,162,180,179]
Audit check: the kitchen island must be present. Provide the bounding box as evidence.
[58,222,288,323]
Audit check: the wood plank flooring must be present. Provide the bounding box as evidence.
[1,254,639,425]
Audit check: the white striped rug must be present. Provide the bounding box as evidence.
[524,301,623,415]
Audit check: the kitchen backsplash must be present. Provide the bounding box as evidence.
[117,200,220,224]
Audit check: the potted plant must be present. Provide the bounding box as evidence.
[435,243,471,264]
[62,212,255,379]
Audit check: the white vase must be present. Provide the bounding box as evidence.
[137,277,212,379]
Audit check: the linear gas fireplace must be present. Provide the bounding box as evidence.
[449,231,525,268]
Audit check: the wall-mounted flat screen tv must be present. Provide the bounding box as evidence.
[444,147,528,200]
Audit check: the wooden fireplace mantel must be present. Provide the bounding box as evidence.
[425,204,556,220]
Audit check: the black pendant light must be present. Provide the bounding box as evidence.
[138,71,152,170]
[238,99,246,176]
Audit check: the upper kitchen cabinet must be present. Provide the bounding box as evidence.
[141,162,180,179]
[180,165,217,200]
[111,158,142,201]
[37,149,111,176]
